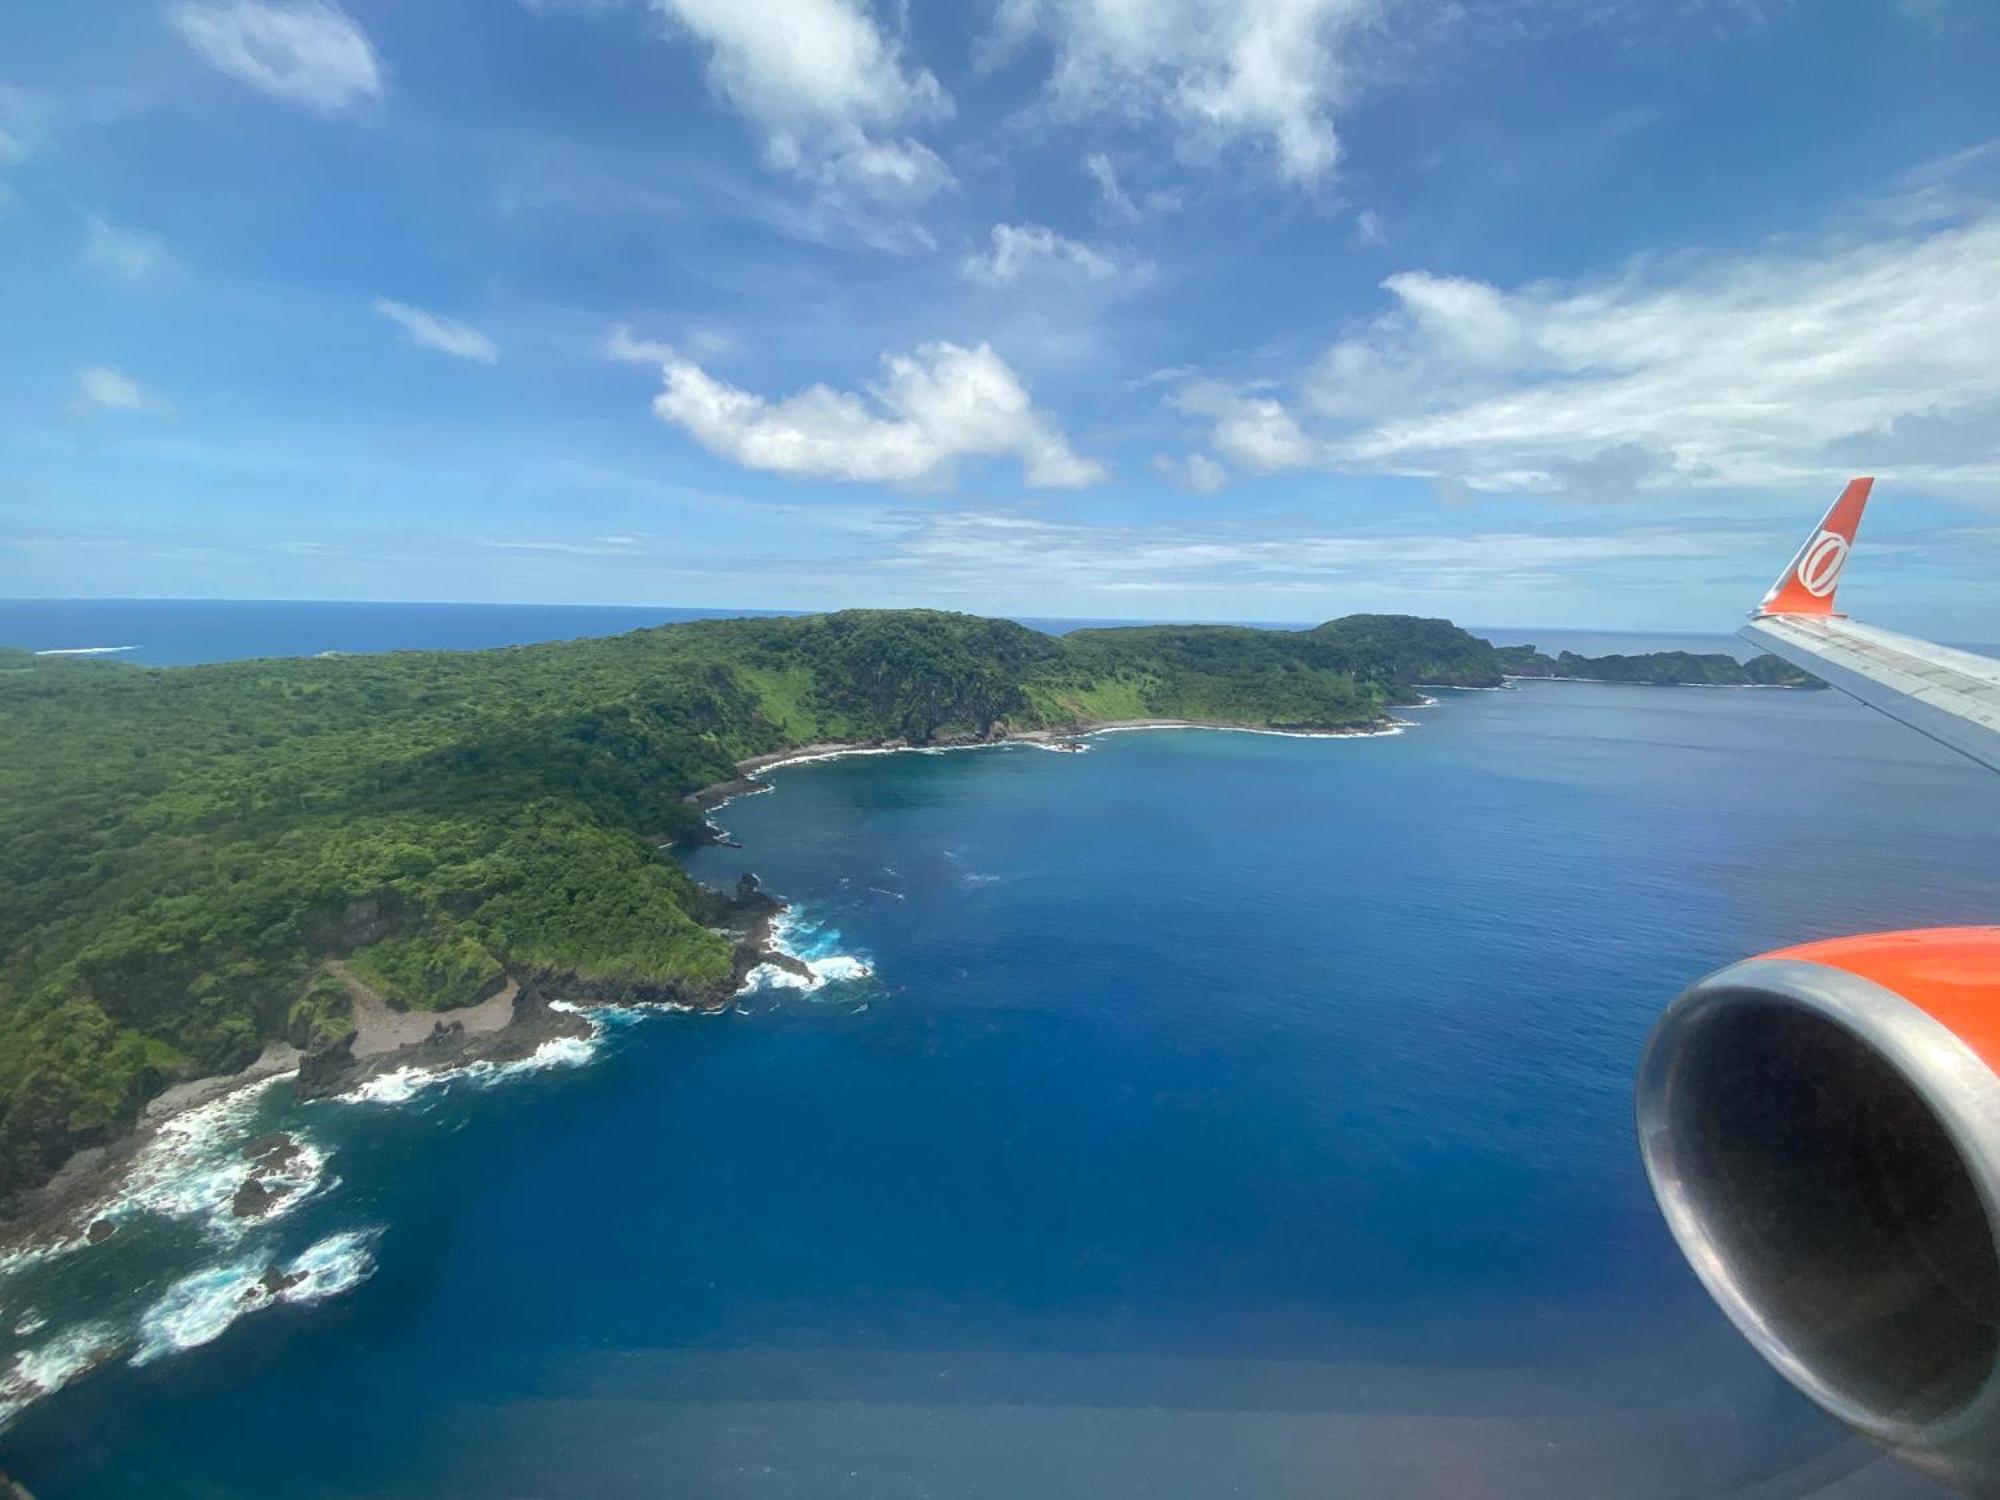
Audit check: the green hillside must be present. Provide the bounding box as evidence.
[0,609,1802,1199]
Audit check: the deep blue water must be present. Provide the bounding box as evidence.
[4,619,1998,1495]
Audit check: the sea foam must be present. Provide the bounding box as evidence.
[110,1078,327,1241]
[744,910,875,995]
[0,1322,121,1424]
[128,1230,382,1367]
[337,1029,600,1106]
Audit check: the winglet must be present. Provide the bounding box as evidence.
[1754,477,1873,617]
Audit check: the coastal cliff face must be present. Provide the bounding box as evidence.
[0,609,1811,1202]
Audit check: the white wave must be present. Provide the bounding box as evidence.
[0,1232,90,1278]
[278,1229,379,1305]
[964,873,1002,886]
[0,1322,121,1423]
[745,962,817,992]
[127,1228,382,1368]
[550,998,654,1028]
[34,645,136,656]
[508,1035,597,1072]
[106,1080,327,1242]
[12,1309,48,1338]
[806,953,872,983]
[130,1258,269,1365]
[743,910,875,995]
[342,1067,431,1105]
[337,1029,600,1105]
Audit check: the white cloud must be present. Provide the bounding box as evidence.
[372,299,500,364]
[1184,452,1228,492]
[480,537,643,556]
[171,1,384,115]
[1172,380,1319,471]
[606,323,676,364]
[647,0,952,238]
[77,365,170,414]
[1353,207,1386,246]
[646,341,1105,489]
[992,0,1379,188]
[960,223,1127,288]
[882,510,1768,597]
[0,86,49,168]
[1154,452,1229,492]
[1307,210,2000,492]
[1083,151,1139,223]
[82,215,172,284]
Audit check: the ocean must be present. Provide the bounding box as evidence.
[3,601,1996,1497]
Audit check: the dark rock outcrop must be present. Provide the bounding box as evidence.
[295,1035,359,1101]
[231,1178,280,1219]
[244,1132,303,1174]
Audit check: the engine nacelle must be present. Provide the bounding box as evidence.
[1637,928,2000,1486]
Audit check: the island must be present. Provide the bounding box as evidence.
[0,610,1816,1211]
[1493,643,1820,687]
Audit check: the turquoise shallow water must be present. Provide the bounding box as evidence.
[4,677,1999,1496]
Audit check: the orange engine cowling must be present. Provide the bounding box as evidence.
[1637,928,2000,1485]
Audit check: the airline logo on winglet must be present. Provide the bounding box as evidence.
[1755,477,1873,617]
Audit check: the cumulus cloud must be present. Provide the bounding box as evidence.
[372,299,500,363]
[1172,380,1319,471]
[82,215,172,284]
[1307,211,2000,492]
[76,365,170,414]
[992,0,1379,188]
[1154,452,1230,492]
[644,341,1105,489]
[171,1,384,115]
[959,223,1132,288]
[647,0,952,242]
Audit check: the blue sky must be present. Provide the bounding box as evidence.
[4,0,2000,633]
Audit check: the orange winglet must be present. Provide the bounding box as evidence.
[1755,477,1873,617]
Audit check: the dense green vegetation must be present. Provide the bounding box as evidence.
[1493,644,1820,687]
[0,609,1806,1200]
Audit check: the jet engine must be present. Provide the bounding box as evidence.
[1638,927,2000,1486]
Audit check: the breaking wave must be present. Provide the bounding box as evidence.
[130,1229,381,1366]
[338,1030,600,1106]
[0,1322,121,1425]
[744,910,874,995]
[111,1080,328,1241]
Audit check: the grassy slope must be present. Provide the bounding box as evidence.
[0,608,1491,1196]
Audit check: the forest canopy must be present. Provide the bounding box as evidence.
[0,610,1811,1199]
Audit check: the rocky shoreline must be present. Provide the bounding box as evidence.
[0,872,797,1254]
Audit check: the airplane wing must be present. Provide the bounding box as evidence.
[1741,476,2000,774]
